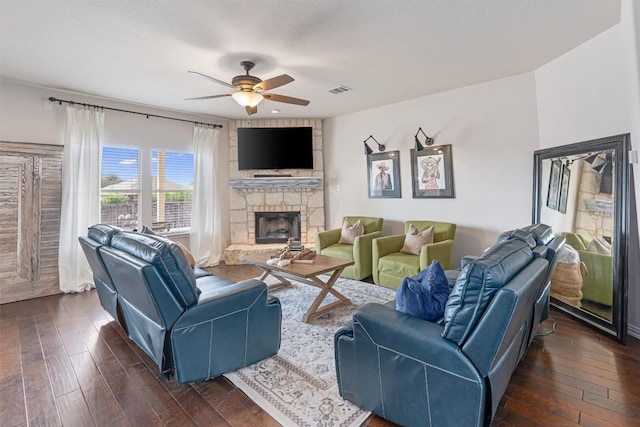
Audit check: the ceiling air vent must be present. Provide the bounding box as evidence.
[328,85,352,94]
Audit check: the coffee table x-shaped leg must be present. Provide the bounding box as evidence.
[257,266,351,323]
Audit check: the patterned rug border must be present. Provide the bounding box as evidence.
[224,275,396,427]
[226,370,371,427]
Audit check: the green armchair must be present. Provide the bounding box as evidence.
[372,220,456,289]
[315,216,384,280]
[561,232,613,306]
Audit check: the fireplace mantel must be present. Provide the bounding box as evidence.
[229,177,322,190]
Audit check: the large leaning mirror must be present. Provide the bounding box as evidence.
[533,134,630,343]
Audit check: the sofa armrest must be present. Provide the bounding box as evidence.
[461,255,479,269]
[175,279,272,326]
[372,235,406,284]
[315,228,342,252]
[353,230,381,252]
[335,303,484,427]
[351,230,381,275]
[577,250,612,279]
[193,266,211,279]
[420,238,455,270]
[576,250,613,306]
[348,303,477,373]
[171,278,281,383]
[373,234,405,258]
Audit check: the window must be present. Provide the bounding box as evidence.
[101,146,140,231]
[151,149,194,232]
[100,146,194,233]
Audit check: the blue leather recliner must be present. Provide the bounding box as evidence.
[79,224,282,384]
[334,224,563,427]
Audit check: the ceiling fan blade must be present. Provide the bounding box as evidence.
[253,74,294,92]
[245,106,258,115]
[263,93,310,106]
[188,71,235,89]
[184,94,232,101]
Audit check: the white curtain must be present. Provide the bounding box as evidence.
[58,106,104,293]
[191,125,224,267]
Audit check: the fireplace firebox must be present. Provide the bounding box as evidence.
[255,211,301,244]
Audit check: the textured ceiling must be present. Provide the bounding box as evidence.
[0,0,621,120]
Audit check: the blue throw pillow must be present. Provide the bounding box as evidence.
[396,260,449,322]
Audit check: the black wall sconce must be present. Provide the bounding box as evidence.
[594,161,609,174]
[565,151,612,175]
[364,135,385,154]
[584,153,600,166]
[414,127,434,151]
[581,152,610,173]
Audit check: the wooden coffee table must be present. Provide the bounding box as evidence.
[240,252,355,323]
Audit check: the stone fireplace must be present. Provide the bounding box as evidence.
[224,119,325,264]
[255,211,301,244]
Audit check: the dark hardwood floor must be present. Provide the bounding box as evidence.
[1,263,639,426]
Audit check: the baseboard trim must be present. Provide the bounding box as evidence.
[628,323,640,340]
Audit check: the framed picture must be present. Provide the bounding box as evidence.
[558,163,571,214]
[546,159,562,210]
[367,151,401,198]
[410,145,454,198]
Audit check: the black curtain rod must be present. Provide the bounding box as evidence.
[48,96,223,128]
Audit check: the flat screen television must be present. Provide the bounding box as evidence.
[237,127,314,170]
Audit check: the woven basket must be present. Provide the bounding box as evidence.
[551,261,588,308]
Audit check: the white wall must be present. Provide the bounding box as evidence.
[0,78,230,243]
[323,72,540,265]
[535,0,640,337]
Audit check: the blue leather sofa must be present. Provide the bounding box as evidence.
[79,224,282,384]
[334,225,564,427]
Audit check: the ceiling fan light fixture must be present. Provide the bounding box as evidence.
[232,91,263,107]
[188,62,309,112]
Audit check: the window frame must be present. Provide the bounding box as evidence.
[151,147,195,235]
[99,144,194,236]
[100,144,142,231]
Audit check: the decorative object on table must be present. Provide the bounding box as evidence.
[273,238,315,261]
[367,151,401,198]
[285,237,304,251]
[410,144,454,198]
[224,275,396,427]
[278,247,316,261]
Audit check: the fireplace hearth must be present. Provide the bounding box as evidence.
[255,211,301,244]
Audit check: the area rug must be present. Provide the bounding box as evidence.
[224,275,396,427]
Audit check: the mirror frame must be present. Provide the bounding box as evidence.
[533,134,630,343]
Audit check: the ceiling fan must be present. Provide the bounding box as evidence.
[186,61,310,115]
